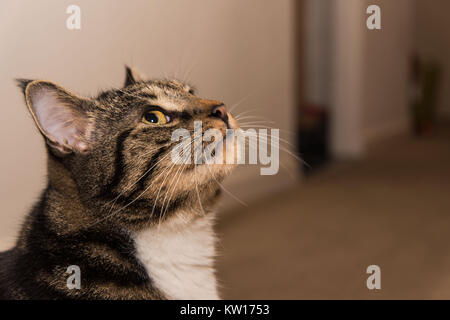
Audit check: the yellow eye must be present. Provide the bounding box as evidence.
[142,110,169,125]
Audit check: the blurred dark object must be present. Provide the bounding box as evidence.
[409,56,441,136]
[298,104,329,174]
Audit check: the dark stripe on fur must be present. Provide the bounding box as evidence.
[97,129,133,198]
[139,93,157,100]
[7,189,155,299]
[126,146,169,199]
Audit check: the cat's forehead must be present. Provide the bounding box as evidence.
[130,79,192,95]
[96,79,194,112]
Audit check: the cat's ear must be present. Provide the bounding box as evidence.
[124,65,145,87]
[17,79,94,155]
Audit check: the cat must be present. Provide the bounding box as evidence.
[0,66,238,299]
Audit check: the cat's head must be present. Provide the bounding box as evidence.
[18,67,239,227]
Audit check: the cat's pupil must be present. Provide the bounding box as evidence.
[145,112,159,123]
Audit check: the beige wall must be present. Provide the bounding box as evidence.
[0,0,298,247]
[331,0,413,158]
[331,0,366,158]
[303,0,332,107]
[361,0,413,142]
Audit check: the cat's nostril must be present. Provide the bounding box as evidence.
[210,104,228,123]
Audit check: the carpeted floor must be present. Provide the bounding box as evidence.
[216,124,450,299]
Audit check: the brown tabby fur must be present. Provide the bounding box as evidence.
[0,67,237,299]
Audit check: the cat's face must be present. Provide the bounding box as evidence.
[19,67,238,227]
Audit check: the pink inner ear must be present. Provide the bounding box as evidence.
[31,88,90,153]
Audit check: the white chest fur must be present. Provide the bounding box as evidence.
[133,214,219,300]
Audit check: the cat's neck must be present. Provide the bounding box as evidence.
[47,154,81,197]
[47,153,221,299]
[133,211,219,300]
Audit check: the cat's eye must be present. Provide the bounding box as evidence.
[142,110,170,125]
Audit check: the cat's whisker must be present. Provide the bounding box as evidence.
[235,113,274,121]
[176,44,195,83]
[91,151,178,228]
[239,127,298,140]
[101,143,173,209]
[194,165,206,216]
[174,56,182,80]
[228,94,253,113]
[190,141,208,216]
[154,161,179,230]
[152,165,179,231]
[158,167,182,224]
[243,132,310,168]
[233,108,259,120]
[102,144,176,217]
[246,141,296,180]
[235,116,275,124]
[245,131,296,153]
[237,121,276,126]
[237,117,273,122]
[204,163,247,207]
[238,124,297,137]
[160,160,189,223]
[242,129,298,150]
[158,140,193,221]
[111,157,178,227]
[182,61,197,83]
[182,139,207,216]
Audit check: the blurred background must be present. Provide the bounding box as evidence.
[1,0,450,299]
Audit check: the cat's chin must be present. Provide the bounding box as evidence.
[181,163,236,187]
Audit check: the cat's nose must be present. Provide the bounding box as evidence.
[210,104,229,126]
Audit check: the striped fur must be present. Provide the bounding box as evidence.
[0,67,237,299]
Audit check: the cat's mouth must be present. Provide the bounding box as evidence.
[227,112,240,130]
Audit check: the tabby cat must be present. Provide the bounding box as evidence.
[0,67,238,299]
